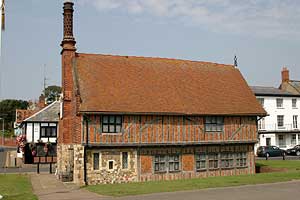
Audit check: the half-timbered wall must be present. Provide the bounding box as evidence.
[82,115,257,145]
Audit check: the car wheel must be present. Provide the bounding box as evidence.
[296,151,300,156]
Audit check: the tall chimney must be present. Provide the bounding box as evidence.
[61,0,76,51]
[281,67,289,83]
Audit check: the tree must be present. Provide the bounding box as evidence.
[44,85,62,104]
[0,99,29,132]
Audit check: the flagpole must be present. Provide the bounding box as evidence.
[0,0,4,100]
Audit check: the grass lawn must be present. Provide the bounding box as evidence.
[86,160,300,197]
[0,174,37,200]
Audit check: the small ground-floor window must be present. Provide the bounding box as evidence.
[122,152,128,169]
[93,153,99,170]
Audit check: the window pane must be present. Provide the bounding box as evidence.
[41,128,45,137]
[103,116,108,123]
[217,117,223,124]
[116,125,121,133]
[116,116,121,124]
[109,125,115,133]
[109,116,115,123]
[206,117,212,123]
[102,125,108,132]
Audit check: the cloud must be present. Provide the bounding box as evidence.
[77,0,300,38]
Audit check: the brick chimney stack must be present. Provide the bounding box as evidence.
[61,0,76,51]
[281,67,290,83]
[60,0,77,144]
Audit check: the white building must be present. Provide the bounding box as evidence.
[252,86,300,151]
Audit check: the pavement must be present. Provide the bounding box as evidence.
[31,174,105,200]
[30,173,300,200]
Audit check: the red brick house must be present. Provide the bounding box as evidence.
[57,1,266,185]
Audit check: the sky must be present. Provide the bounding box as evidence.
[1,0,300,100]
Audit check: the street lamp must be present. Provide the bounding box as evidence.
[0,118,3,146]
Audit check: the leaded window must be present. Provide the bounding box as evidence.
[93,153,99,170]
[122,152,128,169]
[221,153,234,169]
[102,115,122,133]
[154,155,180,173]
[236,152,247,167]
[208,153,219,169]
[205,116,224,132]
[195,153,206,171]
[154,155,166,173]
[168,155,180,172]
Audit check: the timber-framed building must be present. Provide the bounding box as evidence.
[57,1,266,185]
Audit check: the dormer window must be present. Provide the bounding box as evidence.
[276,98,283,108]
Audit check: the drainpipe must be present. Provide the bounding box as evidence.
[83,115,89,185]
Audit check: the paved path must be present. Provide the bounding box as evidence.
[31,174,300,200]
[31,174,104,200]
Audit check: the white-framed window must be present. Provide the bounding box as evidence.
[276,98,283,108]
[108,160,114,170]
[292,99,297,108]
[298,134,300,144]
[258,117,265,130]
[278,135,286,148]
[291,134,297,145]
[257,98,264,107]
[293,115,298,129]
[277,115,284,128]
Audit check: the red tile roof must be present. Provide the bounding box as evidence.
[74,53,266,116]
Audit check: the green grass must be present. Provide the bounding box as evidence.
[0,174,37,200]
[86,160,300,197]
[256,160,300,170]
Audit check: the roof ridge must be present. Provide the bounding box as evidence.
[76,53,234,68]
[23,101,59,122]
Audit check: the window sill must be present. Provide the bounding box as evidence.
[276,107,284,109]
[169,170,181,173]
[236,166,248,169]
[101,133,122,135]
[208,168,219,171]
[154,171,167,174]
[196,169,207,172]
[221,167,234,170]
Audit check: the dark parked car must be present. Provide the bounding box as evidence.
[256,146,286,157]
[286,145,300,156]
